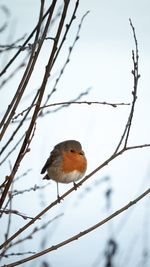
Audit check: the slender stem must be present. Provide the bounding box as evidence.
[3,187,150,267]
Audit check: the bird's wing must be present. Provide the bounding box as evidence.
[41,149,61,174]
[41,157,51,174]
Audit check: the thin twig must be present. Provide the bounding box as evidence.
[42,10,90,106]
[0,2,57,76]
[11,183,51,197]
[11,213,63,248]
[0,163,13,260]
[12,100,130,121]
[0,209,40,220]
[0,89,39,158]
[0,5,10,33]
[0,143,150,250]
[0,0,58,209]
[2,187,150,267]
[0,61,26,90]
[0,251,36,258]
[124,19,140,147]
[0,35,27,52]
[0,0,52,140]
[0,0,80,209]
[114,18,140,154]
[0,134,24,166]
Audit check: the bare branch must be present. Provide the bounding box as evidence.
[0,143,150,250]
[0,209,39,220]
[0,2,57,76]
[0,88,39,159]
[0,35,26,52]
[0,251,36,258]
[11,213,63,248]
[2,187,150,267]
[11,183,51,197]
[42,10,90,106]
[0,61,26,90]
[0,5,10,33]
[12,99,130,121]
[114,18,140,153]
[0,0,59,209]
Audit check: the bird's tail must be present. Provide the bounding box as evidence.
[43,174,51,180]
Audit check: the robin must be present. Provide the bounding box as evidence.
[41,140,87,201]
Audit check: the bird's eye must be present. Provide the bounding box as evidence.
[70,149,75,153]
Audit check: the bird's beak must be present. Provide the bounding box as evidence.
[79,150,84,156]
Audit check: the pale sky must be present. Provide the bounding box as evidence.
[0,1,150,266]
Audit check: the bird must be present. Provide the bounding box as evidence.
[41,140,87,202]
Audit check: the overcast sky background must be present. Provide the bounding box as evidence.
[0,1,150,267]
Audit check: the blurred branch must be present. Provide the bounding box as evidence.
[0,213,63,262]
[0,134,24,166]
[43,10,90,106]
[0,2,58,76]
[40,87,93,116]
[11,213,63,249]
[2,186,150,267]
[0,209,37,220]
[74,176,110,207]
[0,35,27,52]
[10,183,51,197]
[0,251,36,258]
[0,61,26,90]
[0,0,46,140]
[0,168,32,190]
[0,5,10,33]
[104,239,118,267]
[0,88,39,159]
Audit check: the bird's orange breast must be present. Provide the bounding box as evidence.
[61,151,87,174]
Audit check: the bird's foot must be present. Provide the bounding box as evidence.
[57,195,63,203]
[73,182,79,190]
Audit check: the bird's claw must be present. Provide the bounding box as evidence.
[73,182,79,190]
[57,195,63,203]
